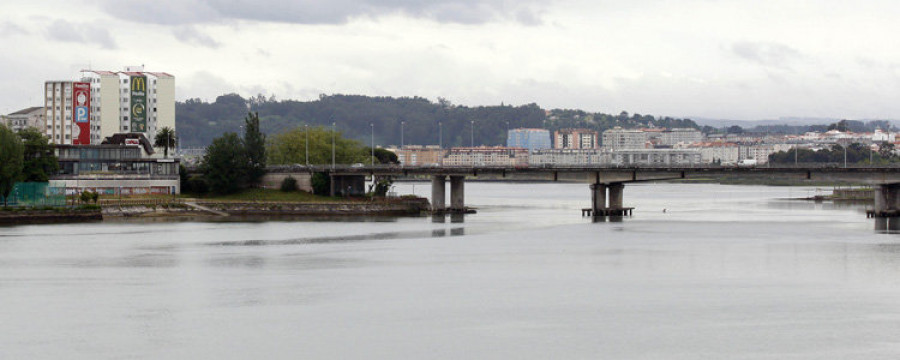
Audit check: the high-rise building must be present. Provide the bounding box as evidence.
[554,128,598,149]
[660,128,703,146]
[45,66,175,146]
[507,128,551,151]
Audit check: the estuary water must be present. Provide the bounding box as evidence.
[2,183,900,359]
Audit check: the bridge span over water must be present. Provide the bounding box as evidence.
[267,164,900,218]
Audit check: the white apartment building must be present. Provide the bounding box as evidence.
[554,129,599,149]
[660,128,703,146]
[602,127,649,150]
[45,66,175,146]
[444,147,529,167]
[610,149,701,166]
[4,107,45,132]
[529,149,608,166]
[687,143,741,164]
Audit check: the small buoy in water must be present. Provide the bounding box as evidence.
[663,208,667,213]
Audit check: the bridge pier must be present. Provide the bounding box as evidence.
[871,184,900,218]
[450,176,465,212]
[584,182,633,218]
[431,175,446,212]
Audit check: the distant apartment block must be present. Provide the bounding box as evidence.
[507,128,551,151]
[4,107,45,132]
[602,127,649,150]
[444,147,529,167]
[685,142,741,164]
[44,66,175,146]
[610,149,701,166]
[529,149,607,166]
[554,128,598,149]
[395,145,445,166]
[660,128,703,146]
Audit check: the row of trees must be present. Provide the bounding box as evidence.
[193,112,400,195]
[0,126,59,206]
[769,143,896,165]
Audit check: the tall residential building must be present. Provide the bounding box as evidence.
[45,66,175,145]
[602,127,649,150]
[507,128,552,151]
[4,107,45,132]
[554,128,598,149]
[660,128,703,146]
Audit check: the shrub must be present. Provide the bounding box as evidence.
[311,172,330,196]
[280,176,298,192]
[187,176,209,194]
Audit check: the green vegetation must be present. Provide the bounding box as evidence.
[18,128,59,182]
[243,112,267,185]
[153,126,177,158]
[280,176,297,192]
[267,126,371,165]
[769,143,897,165]
[201,132,248,194]
[0,124,24,206]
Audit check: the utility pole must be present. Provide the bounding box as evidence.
[371,123,375,166]
[470,120,475,147]
[332,122,336,170]
[305,124,309,166]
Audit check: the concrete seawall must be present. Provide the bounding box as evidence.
[0,209,103,225]
[103,199,430,218]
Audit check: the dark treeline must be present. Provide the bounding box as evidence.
[176,94,703,148]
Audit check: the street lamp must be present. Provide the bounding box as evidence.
[438,122,442,149]
[401,121,405,149]
[470,120,475,147]
[332,122,336,170]
[370,122,375,166]
[304,124,309,166]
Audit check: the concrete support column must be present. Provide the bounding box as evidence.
[431,175,446,212]
[450,176,465,211]
[608,182,624,208]
[590,183,607,212]
[875,185,889,213]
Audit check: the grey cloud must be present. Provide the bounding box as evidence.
[97,0,546,25]
[172,26,221,48]
[46,19,116,49]
[0,21,29,36]
[731,41,801,69]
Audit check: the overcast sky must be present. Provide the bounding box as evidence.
[2,0,900,121]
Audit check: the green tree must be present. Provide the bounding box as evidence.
[154,126,177,158]
[200,133,248,194]
[0,125,24,206]
[373,148,399,164]
[243,112,267,185]
[18,128,58,182]
[267,126,368,165]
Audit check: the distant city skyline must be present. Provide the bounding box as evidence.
[3,0,900,121]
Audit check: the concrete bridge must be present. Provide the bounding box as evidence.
[265,164,900,217]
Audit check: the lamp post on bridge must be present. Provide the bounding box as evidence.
[470,120,475,147]
[304,124,309,166]
[331,122,336,170]
[370,122,375,166]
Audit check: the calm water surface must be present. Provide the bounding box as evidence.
[2,183,900,359]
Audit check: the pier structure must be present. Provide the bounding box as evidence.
[868,183,900,218]
[430,175,468,213]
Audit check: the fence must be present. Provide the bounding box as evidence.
[0,182,66,207]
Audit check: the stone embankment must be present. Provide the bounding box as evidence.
[0,208,103,225]
[103,198,430,218]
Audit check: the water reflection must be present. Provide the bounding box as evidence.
[874,217,900,233]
